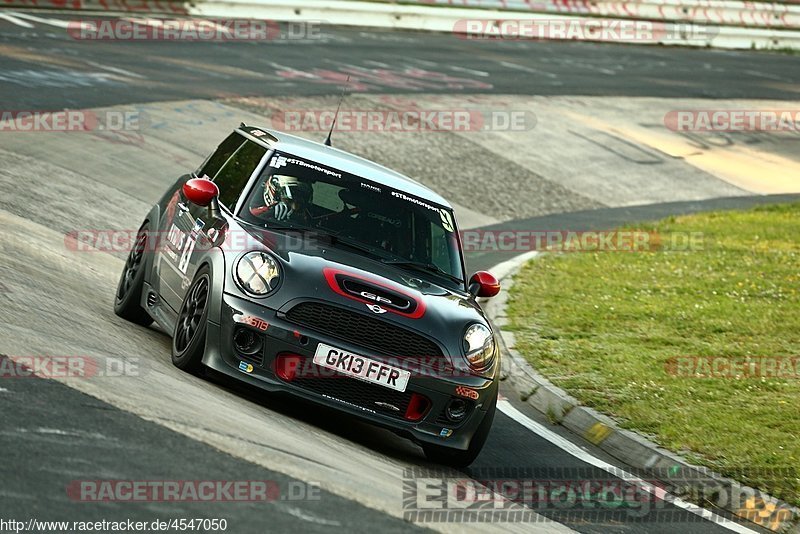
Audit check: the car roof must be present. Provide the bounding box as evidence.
[238,125,452,209]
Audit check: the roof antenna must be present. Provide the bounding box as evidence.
[324,76,349,147]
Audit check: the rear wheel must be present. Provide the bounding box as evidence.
[171,266,211,373]
[423,391,497,468]
[114,224,153,326]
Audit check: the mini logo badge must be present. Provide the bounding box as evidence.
[238,361,254,373]
[360,291,392,305]
[366,304,387,314]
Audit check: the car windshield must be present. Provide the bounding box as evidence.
[239,152,464,285]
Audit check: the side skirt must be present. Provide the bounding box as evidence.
[141,281,178,335]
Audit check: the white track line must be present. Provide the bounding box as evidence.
[9,12,73,28]
[497,399,759,534]
[449,65,490,77]
[499,61,559,79]
[85,61,146,79]
[11,12,96,32]
[0,13,34,28]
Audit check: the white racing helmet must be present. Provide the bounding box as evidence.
[264,175,313,207]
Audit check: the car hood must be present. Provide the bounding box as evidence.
[221,224,493,372]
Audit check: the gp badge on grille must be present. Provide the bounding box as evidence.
[360,290,392,305]
[323,267,425,319]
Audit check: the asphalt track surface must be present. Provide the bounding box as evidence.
[0,14,798,109]
[1,12,798,534]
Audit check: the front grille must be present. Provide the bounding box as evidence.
[293,364,414,419]
[285,302,443,360]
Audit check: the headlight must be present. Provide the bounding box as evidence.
[236,251,280,295]
[463,323,495,370]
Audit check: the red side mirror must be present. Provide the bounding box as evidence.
[469,271,501,298]
[183,178,219,207]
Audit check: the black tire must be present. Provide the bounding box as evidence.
[423,391,497,468]
[171,266,211,373]
[114,224,153,326]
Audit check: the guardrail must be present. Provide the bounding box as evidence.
[192,0,800,49]
[3,0,799,49]
[0,0,188,13]
[361,0,800,30]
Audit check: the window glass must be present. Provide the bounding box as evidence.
[213,141,268,210]
[312,181,345,213]
[430,223,450,273]
[239,152,464,286]
[197,133,245,179]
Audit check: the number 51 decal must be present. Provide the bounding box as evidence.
[178,234,197,273]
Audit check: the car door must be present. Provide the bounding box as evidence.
[160,137,270,311]
[154,132,245,311]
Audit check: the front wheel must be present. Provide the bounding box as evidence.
[114,223,153,326]
[171,266,211,373]
[423,391,497,468]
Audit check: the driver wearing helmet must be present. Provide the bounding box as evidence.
[251,175,313,223]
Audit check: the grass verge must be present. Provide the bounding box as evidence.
[507,202,800,506]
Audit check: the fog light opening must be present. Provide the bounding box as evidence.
[446,398,468,422]
[233,327,263,356]
[274,353,302,382]
[404,393,430,422]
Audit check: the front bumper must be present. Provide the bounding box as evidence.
[201,294,499,450]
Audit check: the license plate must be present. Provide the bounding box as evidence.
[313,343,410,392]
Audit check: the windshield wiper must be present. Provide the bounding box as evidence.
[380,259,463,285]
[297,229,388,259]
[263,220,309,232]
[253,222,382,259]
[326,234,388,259]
